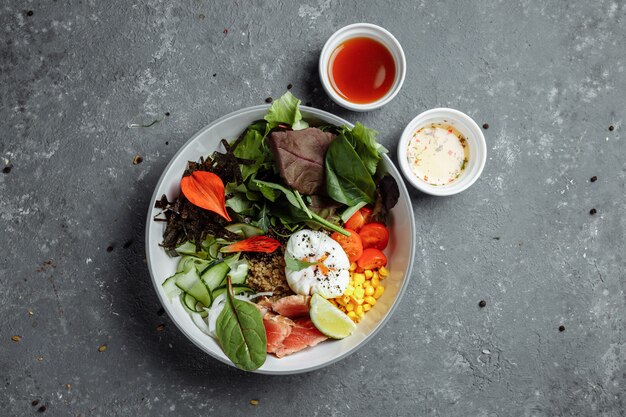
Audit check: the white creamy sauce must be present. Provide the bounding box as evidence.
[406,124,469,186]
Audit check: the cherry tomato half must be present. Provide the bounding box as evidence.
[357,248,387,270]
[345,207,373,231]
[331,229,363,262]
[358,222,389,250]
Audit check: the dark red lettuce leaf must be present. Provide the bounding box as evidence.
[267,128,335,196]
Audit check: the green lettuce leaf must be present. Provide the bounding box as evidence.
[264,92,309,130]
[285,253,318,271]
[350,122,387,175]
[325,134,376,205]
[254,203,271,233]
[233,129,264,180]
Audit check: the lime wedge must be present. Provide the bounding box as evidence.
[310,293,357,339]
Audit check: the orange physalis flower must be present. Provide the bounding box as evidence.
[221,236,281,253]
[180,171,232,221]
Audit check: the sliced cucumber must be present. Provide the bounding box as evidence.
[174,268,212,307]
[211,284,254,300]
[180,293,209,318]
[222,254,248,285]
[177,256,213,274]
[183,293,198,311]
[229,261,249,285]
[162,275,182,301]
[225,223,264,238]
[194,301,209,318]
[201,262,230,291]
[223,253,241,269]
[175,241,208,259]
[208,241,220,260]
[201,237,221,260]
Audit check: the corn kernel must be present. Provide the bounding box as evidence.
[371,276,380,288]
[379,266,389,277]
[353,273,365,285]
[344,285,355,296]
[363,280,372,289]
[346,303,355,312]
[365,286,375,296]
[342,295,351,305]
[363,303,372,312]
[364,270,373,279]
[353,287,365,299]
[349,262,357,272]
[347,311,358,321]
[350,296,364,305]
[356,305,364,316]
[365,296,377,306]
[374,286,385,299]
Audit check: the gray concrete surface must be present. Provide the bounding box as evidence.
[1,0,625,416]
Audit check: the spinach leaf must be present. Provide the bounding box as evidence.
[216,278,267,371]
[264,92,309,130]
[350,122,387,175]
[325,134,376,206]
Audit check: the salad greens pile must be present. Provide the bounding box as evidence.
[223,92,390,237]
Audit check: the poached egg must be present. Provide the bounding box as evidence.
[284,230,350,299]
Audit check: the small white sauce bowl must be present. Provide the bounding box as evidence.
[398,108,487,196]
[319,23,406,112]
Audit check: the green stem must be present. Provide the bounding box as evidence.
[310,212,350,236]
[293,190,312,219]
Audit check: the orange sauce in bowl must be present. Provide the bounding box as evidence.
[328,37,396,104]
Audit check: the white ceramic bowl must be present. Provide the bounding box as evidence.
[319,23,406,112]
[145,105,416,374]
[397,108,487,196]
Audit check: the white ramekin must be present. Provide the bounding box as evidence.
[397,108,487,196]
[319,23,406,112]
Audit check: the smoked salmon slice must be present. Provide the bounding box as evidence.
[273,318,328,358]
[263,313,294,354]
[271,295,311,318]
